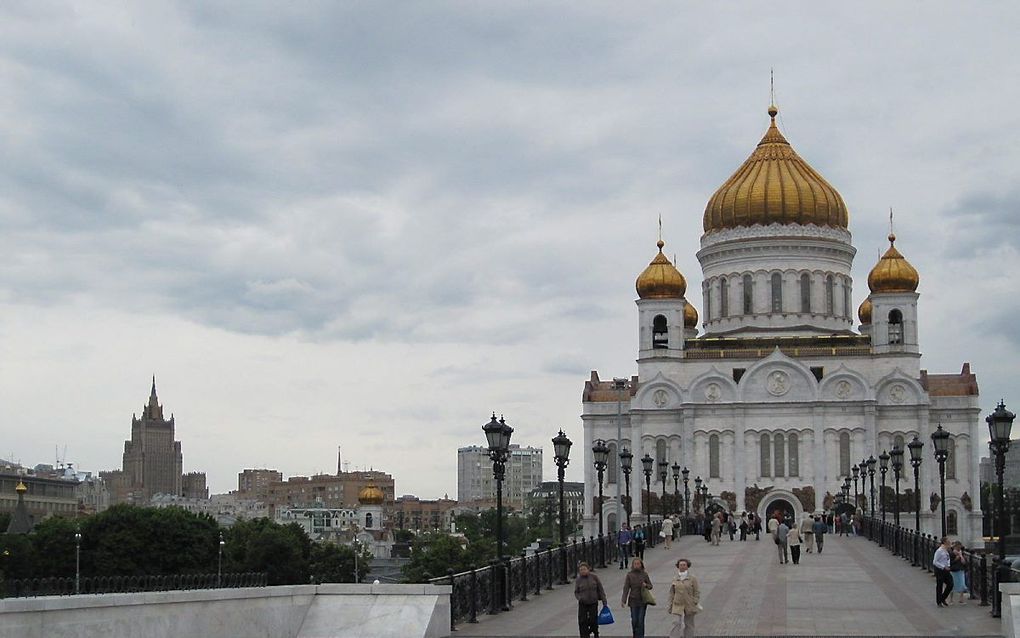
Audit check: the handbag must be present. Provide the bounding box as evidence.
[640,586,656,606]
[597,604,615,625]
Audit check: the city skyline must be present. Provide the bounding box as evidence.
[2,5,1020,497]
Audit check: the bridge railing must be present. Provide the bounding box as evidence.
[431,524,661,629]
[859,515,998,614]
[1,572,268,599]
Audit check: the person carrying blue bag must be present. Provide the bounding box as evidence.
[575,561,608,637]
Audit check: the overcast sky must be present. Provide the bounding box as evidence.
[1,3,1019,497]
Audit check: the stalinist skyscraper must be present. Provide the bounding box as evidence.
[104,378,184,503]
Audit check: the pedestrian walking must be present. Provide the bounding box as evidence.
[933,537,953,607]
[634,525,646,560]
[668,558,700,638]
[826,512,834,534]
[838,512,850,537]
[710,513,723,546]
[575,562,608,637]
[727,515,736,541]
[801,516,814,553]
[618,524,633,570]
[621,557,653,638]
[811,516,826,553]
[774,519,790,564]
[662,516,674,550]
[787,523,801,564]
[753,514,761,541]
[738,514,748,541]
[950,542,969,604]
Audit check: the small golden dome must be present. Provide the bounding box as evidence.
[858,297,872,325]
[703,105,849,233]
[15,481,27,494]
[358,484,385,505]
[636,240,686,299]
[867,234,919,293]
[684,301,699,328]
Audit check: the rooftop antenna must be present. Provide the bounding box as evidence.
[770,67,775,107]
[889,207,895,236]
[658,214,662,243]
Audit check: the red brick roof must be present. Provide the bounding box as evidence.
[920,363,979,397]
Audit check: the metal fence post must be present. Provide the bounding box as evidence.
[979,553,989,607]
[519,552,528,602]
[546,549,554,590]
[468,568,479,623]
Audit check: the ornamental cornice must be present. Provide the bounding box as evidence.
[700,223,853,249]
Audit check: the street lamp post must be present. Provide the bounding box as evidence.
[592,438,610,568]
[987,400,1015,618]
[931,423,950,537]
[693,476,702,514]
[908,436,924,566]
[483,413,514,612]
[671,462,681,521]
[681,467,690,520]
[852,464,860,512]
[552,429,572,584]
[641,454,654,524]
[217,531,225,587]
[613,377,627,543]
[879,451,890,523]
[890,445,904,527]
[867,456,877,520]
[658,460,669,521]
[620,448,633,527]
[74,527,82,594]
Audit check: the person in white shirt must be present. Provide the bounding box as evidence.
[932,537,953,607]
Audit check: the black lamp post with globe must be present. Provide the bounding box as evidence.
[931,423,950,537]
[641,454,654,524]
[552,429,572,584]
[658,460,669,521]
[907,436,924,567]
[867,455,877,520]
[592,438,610,568]
[619,447,633,527]
[986,401,1015,618]
[483,413,513,612]
[890,445,904,528]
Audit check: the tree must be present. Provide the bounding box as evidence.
[27,516,79,577]
[402,532,470,583]
[309,542,371,584]
[0,533,36,581]
[224,518,311,585]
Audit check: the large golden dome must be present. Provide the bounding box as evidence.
[867,234,919,293]
[858,297,872,325]
[684,301,699,328]
[704,106,849,233]
[636,240,686,299]
[357,484,385,505]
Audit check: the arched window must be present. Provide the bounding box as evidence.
[657,439,668,464]
[888,309,903,345]
[946,436,956,480]
[800,273,811,313]
[709,434,720,478]
[653,314,668,349]
[705,282,713,320]
[947,510,959,535]
[760,433,771,477]
[825,275,835,315]
[720,278,729,317]
[742,274,754,315]
[608,442,618,484]
[839,432,851,476]
[774,433,786,478]
[788,433,799,477]
[771,272,783,312]
[894,435,905,452]
[365,513,373,528]
[843,280,851,319]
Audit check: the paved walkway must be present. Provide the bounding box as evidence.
[457,532,1002,637]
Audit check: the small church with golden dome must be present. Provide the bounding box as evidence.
[582,104,982,543]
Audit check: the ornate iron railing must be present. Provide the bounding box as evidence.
[1,572,267,599]
[429,524,664,629]
[859,516,1000,615]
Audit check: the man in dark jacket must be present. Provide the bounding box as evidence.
[575,562,608,637]
[812,516,827,553]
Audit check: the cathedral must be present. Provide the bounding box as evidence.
[581,104,982,544]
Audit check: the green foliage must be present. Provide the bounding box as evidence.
[224,518,311,585]
[0,533,36,580]
[402,532,471,583]
[455,510,532,557]
[309,542,372,583]
[394,529,415,543]
[80,505,220,576]
[0,512,11,533]
[27,517,79,577]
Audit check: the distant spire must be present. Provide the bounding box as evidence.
[150,375,158,399]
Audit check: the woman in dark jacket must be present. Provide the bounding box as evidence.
[621,557,653,638]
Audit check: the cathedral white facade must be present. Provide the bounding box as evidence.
[581,105,983,544]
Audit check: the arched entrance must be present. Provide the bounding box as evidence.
[757,489,804,526]
[765,498,795,523]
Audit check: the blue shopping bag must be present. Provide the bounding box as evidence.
[597,604,615,625]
